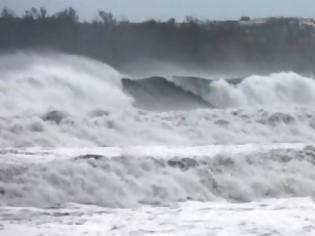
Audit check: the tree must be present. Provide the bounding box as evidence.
[1,8,16,19]
[39,7,47,19]
[185,16,199,24]
[23,8,40,19]
[98,10,116,25]
[54,7,78,22]
[240,16,251,21]
[167,18,176,26]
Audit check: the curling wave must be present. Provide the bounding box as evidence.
[0,51,132,115]
[1,52,315,147]
[172,73,315,108]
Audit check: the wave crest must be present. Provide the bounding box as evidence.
[0,51,132,115]
[173,72,315,108]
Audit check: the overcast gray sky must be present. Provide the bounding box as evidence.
[0,0,314,22]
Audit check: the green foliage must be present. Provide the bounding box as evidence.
[1,8,16,18]
[54,7,78,22]
[0,7,314,73]
[97,10,116,25]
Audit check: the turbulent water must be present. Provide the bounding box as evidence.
[1,51,315,236]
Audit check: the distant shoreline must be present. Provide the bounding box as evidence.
[0,8,314,74]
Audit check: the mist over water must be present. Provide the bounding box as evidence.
[0,52,132,115]
[3,51,315,113]
[172,72,315,109]
[0,8,315,233]
[205,73,315,108]
[1,51,315,214]
[0,52,315,147]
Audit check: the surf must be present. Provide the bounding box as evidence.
[0,51,132,115]
[0,144,314,208]
[1,51,315,147]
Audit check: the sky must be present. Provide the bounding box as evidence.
[0,0,314,22]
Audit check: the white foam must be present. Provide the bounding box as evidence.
[1,106,315,147]
[1,52,315,147]
[173,72,315,108]
[0,144,314,208]
[207,72,315,108]
[0,51,132,115]
[1,198,314,236]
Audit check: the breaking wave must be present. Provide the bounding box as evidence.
[2,107,315,147]
[2,52,315,115]
[0,51,132,115]
[0,145,314,208]
[172,73,315,108]
[122,77,211,111]
[1,51,315,209]
[0,52,315,146]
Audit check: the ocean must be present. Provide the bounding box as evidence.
[0,52,314,236]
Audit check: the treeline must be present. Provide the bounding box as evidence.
[1,7,315,73]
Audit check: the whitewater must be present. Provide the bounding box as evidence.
[0,51,315,236]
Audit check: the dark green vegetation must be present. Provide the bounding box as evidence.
[1,7,315,73]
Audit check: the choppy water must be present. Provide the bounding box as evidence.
[0,51,315,235]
